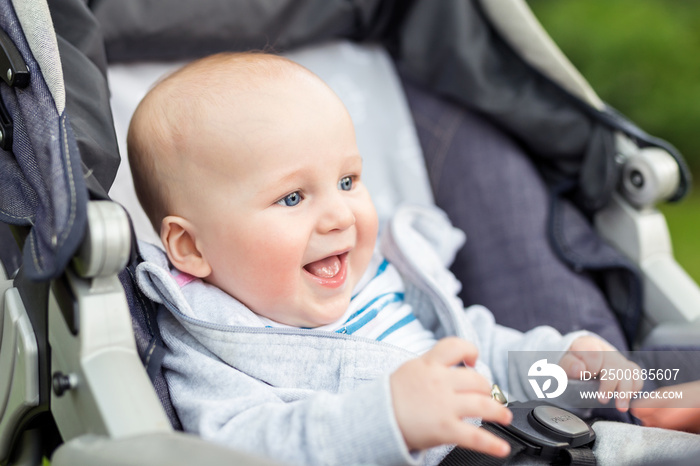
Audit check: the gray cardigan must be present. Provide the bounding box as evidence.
[136,205,585,465]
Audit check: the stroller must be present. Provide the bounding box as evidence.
[1,0,698,464]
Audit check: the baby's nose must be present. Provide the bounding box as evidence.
[319,198,355,233]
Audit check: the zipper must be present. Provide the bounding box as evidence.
[153,285,414,354]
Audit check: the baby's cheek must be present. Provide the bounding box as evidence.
[355,195,378,245]
[353,205,379,274]
[212,233,303,317]
[246,245,301,296]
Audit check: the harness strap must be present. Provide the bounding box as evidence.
[438,424,526,466]
[438,423,596,466]
[561,447,596,466]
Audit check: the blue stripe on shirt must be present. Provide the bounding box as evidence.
[337,292,404,335]
[376,313,416,341]
[375,259,389,277]
[344,292,392,324]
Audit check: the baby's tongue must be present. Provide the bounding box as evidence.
[305,255,340,278]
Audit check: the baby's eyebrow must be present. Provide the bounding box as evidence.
[253,168,305,198]
[272,168,305,186]
[345,153,363,167]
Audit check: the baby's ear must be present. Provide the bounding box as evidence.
[160,216,212,278]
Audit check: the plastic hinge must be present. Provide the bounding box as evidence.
[72,202,131,279]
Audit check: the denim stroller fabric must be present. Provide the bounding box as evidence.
[119,260,182,430]
[0,0,87,280]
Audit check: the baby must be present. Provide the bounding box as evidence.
[128,52,698,465]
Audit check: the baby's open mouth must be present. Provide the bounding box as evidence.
[304,254,343,278]
[303,252,350,288]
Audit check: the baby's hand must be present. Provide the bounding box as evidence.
[630,381,700,433]
[390,337,512,457]
[559,335,643,411]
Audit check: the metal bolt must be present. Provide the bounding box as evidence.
[630,169,645,189]
[491,384,508,405]
[6,68,12,83]
[52,372,78,397]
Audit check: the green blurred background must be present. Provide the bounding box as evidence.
[529,0,700,282]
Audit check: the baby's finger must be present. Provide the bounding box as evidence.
[573,350,605,375]
[449,421,511,458]
[615,371,643,411]
[454,394,513,425]
[559,353,586,379]
[632,373,644,392]
[614,380,632,411]
[448,367,492,395]
[423,337,479,367]
[597,374,618,402]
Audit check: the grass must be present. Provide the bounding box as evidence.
[528,0,700,176]
[660,189,700,283]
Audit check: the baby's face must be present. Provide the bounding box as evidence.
[181,75,378,327]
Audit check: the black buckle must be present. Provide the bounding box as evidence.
[484,400,596,462]
[0,26,30,151]
[0,28,29,88]
[0,92,13,151]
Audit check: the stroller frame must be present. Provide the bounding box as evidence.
[1,202,281,464]
[1,0,699,464]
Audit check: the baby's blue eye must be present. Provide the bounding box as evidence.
[277,191,302,207]
[338,176,353,191]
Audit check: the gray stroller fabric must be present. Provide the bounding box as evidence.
[0,0,87,280]
[402,78,630,350]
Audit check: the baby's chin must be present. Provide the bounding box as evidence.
[281,300,352,329]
